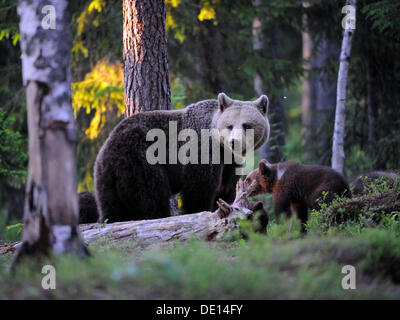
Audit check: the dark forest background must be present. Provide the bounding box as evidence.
[1,0,399,229]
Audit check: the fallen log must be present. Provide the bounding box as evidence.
[2,180,262,254]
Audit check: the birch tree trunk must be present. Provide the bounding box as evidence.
[123,0,171,117]
[13,0,88,265]
[331,0,356,174]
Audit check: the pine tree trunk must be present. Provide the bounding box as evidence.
[331,0,356,174]
[123,0,171,116]
[123,0,179,214]
[13,0,88,265]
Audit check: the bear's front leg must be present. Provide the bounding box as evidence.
[180,164,222,214]
[291,202,309,233]
[180,184,220,214]
[273,191,291,224]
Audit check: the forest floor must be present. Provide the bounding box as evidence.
[1,180,400,299]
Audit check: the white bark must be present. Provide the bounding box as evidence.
[332,0,356,174]
[13,0,87,264]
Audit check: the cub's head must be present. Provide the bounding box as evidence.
[214,93,270,157]
[244,160,277,196]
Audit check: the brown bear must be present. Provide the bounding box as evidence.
[350,171,400,195]
[80,93,270,223]
[244,160,350,232]
[78,191,98,223]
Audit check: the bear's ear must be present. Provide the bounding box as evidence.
[254,95,269,115]
[218,92,234,111]
[259,160,271,175]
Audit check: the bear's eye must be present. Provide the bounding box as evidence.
[227,125,233,130]
[242,123,252,130]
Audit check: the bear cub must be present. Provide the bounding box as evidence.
[244,160,350,232]
[78,191,99,223]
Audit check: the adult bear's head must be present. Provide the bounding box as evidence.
[213,93,270,157]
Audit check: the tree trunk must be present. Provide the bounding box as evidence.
[302,2,338,165]
[252,0,264,97]
[301,12,312,158]
[366,59,377,146]
[304,38,338,165]
[13,0,88,265]
[253,20,285,163]
[331,0,356,174]
[309,39,337,165]
[4,181,263,253]
[123,0,171,116]
[123,0,179,214]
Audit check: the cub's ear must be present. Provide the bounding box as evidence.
[258,160,271,175]
[254,94,269,115]
[218,92,234,111]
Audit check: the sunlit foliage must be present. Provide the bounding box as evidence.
[0,0,19,45]
[76,0,106,36]
[166,0,185,43]
[72,59,124,141]
[197,0,216,22]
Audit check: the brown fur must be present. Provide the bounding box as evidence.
[90,93,269,223]
[244,160,351,232]
[78,191,99,223]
